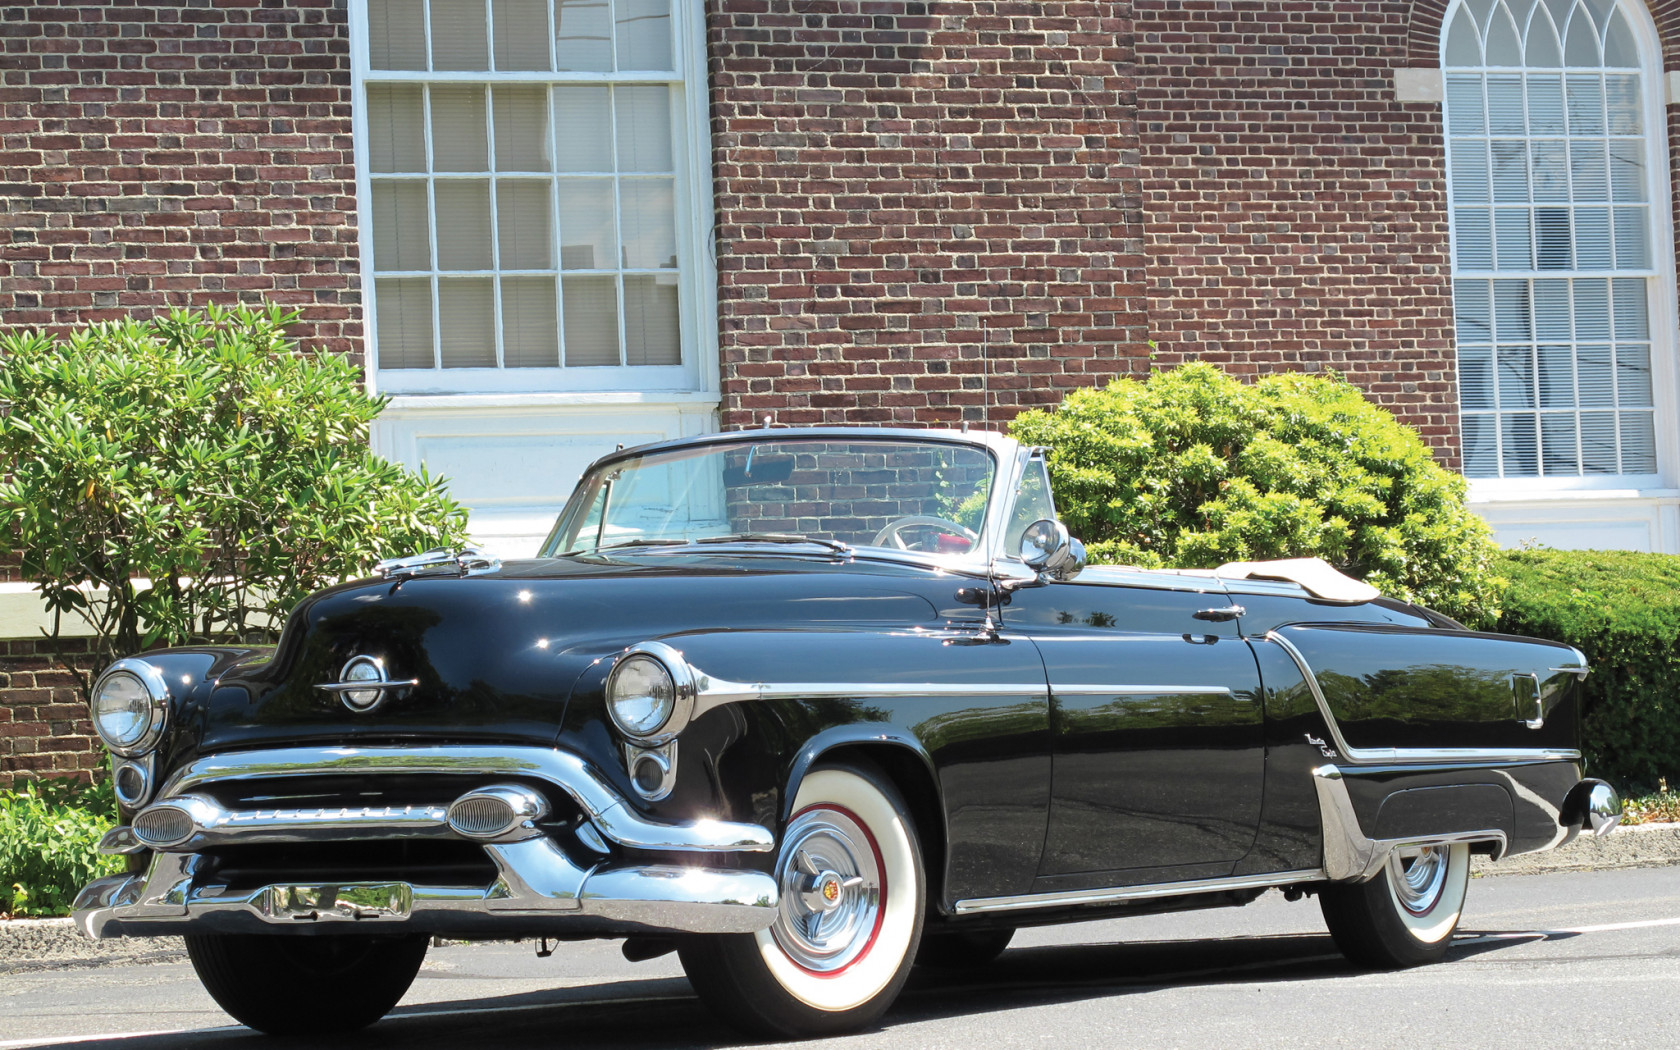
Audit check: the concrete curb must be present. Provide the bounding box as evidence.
[3,823,1673,972]
[0,918,184,974]
[1472,820,1680,877]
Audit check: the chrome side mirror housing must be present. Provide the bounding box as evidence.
[1018,519,1086,582]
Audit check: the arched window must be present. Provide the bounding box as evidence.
[1442,0,1673,480]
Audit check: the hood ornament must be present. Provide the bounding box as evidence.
[375,545,501,581]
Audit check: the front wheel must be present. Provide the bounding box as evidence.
[679,762,925,1037]
[185,933,428,1035]
[1319,841,1471,969]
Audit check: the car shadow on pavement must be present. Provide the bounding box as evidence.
[10,930,1549,1050]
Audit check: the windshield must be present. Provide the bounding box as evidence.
[546,438,997,558]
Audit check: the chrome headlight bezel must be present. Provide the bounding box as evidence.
[91,658,171,758]
[605,641,697,746]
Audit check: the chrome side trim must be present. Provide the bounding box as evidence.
[73,838,779,940]
[1310,764,1509,881]
[153,745,774,854]
[687,672,1049,721]
[1050,685,1233,697]
[1263,631,1582,765]
[953,869,1325,915]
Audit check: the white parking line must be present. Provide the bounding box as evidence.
[1456,914,1680,943]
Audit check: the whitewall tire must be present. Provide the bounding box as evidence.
[1320,841,1471,969]
[679,761,925,1036]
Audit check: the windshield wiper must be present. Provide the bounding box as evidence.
[692,533,852,555]
[587,538,690,553]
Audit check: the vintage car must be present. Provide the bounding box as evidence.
[74,426,1621,1038]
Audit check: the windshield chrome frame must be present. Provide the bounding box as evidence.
[540,428,1027,574]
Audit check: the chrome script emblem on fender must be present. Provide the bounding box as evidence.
[314,654,418,713]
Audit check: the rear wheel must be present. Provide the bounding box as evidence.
[185,933,428,1035]
[679,762,925,1037]
[915,926,1014,970]
[1319,841,1471,969]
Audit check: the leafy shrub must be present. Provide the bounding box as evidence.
[1621,790,1679,826]
[0,305,470,696]
[0,779,121,918]
[1496,547,1680,792]
[1008,363,1506,625]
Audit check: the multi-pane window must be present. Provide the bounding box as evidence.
[1443,0,1662,478]
[358,0,692,389]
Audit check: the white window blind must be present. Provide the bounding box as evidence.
[359,0,691,390]
[1443,0,1661,478]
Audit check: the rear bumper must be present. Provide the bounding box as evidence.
[73,744,780,940]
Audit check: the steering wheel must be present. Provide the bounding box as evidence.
[870,516,980,552]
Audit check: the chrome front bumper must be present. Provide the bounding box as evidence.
[73,744,780,940]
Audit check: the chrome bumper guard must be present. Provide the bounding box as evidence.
[73,744,779,940]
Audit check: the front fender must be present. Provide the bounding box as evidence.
[783,723,941,824]
[564,627,1053,907]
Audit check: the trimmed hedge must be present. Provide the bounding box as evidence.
[1497,547,1680,792]
[1009,364,1506,626]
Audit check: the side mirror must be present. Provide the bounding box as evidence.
[1018,520,1086,581]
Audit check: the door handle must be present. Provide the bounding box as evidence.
[1192,605,1245,622]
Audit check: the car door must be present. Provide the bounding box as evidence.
[1004,573,1266,888]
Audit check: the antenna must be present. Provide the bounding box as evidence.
[981,322,992,432]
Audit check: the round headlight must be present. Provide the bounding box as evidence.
[606,654,677,739]
[92,660,168,757]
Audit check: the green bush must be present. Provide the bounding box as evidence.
[0,304,471,697]
[0,779,121,918]
[1621,790,1679,826]
[1497,547,1680,792]
[1009,363,1505,625]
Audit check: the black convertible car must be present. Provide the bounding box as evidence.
[75,427,1620,1037]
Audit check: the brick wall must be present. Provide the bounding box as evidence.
[1133,0,1462,463]
[0,0,358,785]
[706,0,1152,429]
[0,0,361,359]
[0,638,100,788]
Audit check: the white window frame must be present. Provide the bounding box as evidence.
[348,0,719,400]
[1442,0,1680,497]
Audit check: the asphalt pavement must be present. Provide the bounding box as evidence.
[2,865,1676,1050]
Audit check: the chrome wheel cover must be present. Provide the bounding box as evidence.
[1388,844,1450,915]
[770,806,884,974]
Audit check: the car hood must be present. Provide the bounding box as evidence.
[175,553,953,762]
